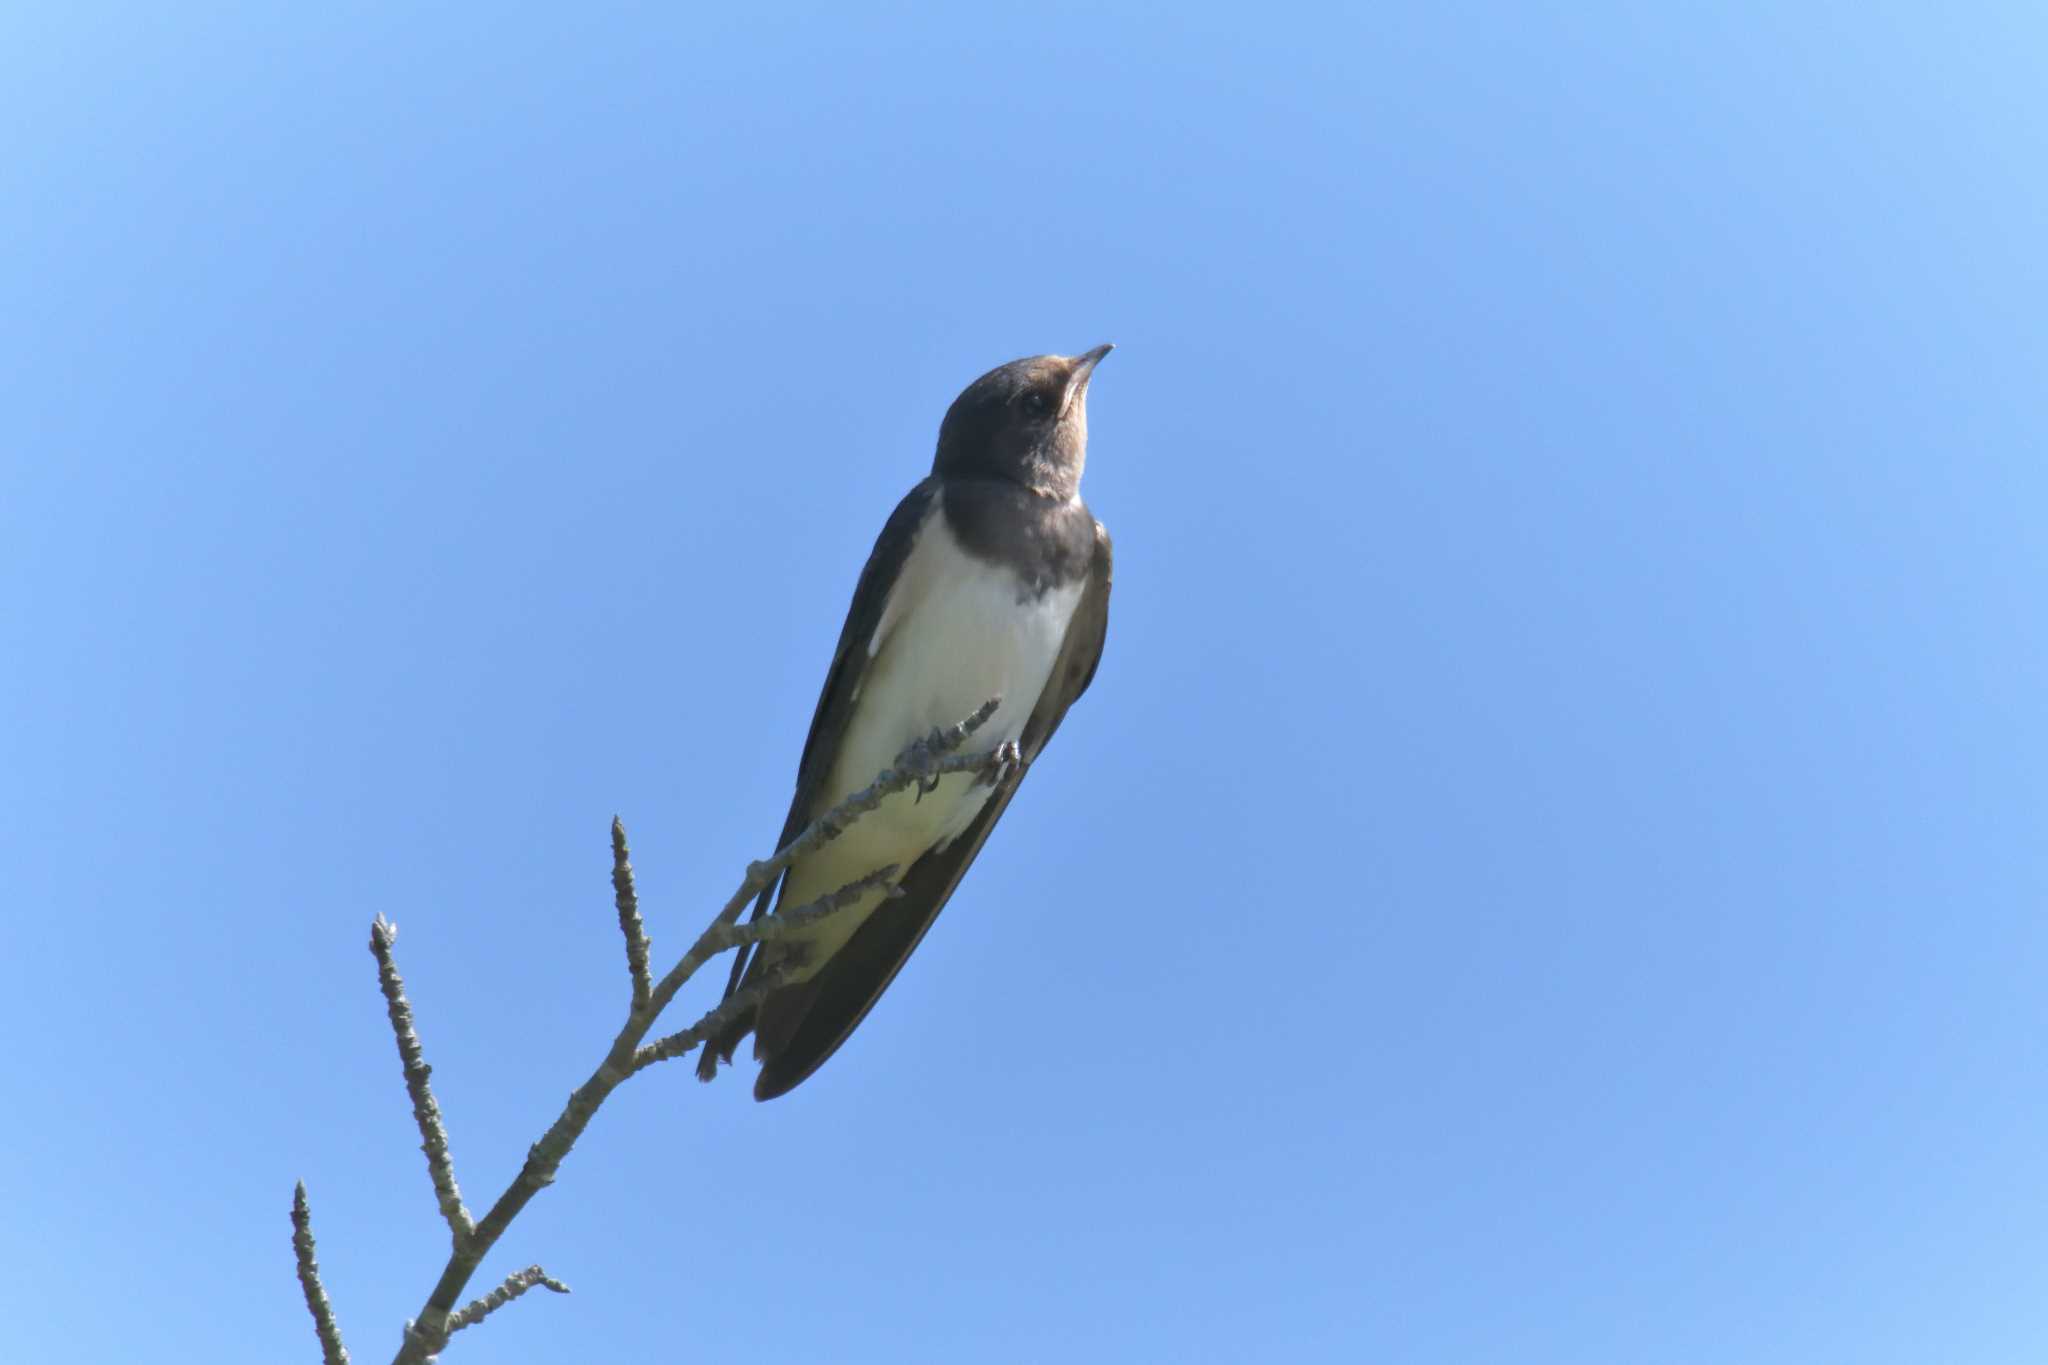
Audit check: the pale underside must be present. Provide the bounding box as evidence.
[768,504,1083,991]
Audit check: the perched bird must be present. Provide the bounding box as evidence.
[700,346,1116,1099]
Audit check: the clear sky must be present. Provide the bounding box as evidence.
[4,4,2045,1362]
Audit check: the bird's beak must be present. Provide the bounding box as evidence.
[1062,343,1114,416]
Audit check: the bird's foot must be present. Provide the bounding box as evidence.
[978,740,1023,789]
[907,725,949,802]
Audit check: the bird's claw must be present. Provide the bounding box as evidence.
[909,726,947,803]
[979,740,1023,789]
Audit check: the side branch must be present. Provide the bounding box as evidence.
[446,1265,571,1335]
[369,915,475,1244]
[610,818,653,1012]
[383,700,1005,1364]
[640,862,903,1036]
[292,1182,353,1365]
[643,698,1003,1031]
[706,697,999,934]
[629,981,779,1073]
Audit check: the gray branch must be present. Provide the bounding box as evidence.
[686,863,903,962]
[446,1265,571,1335]
[305,700,1001,1364]
[628,977,779,1074]
[292,1182,352,1365]
[704,697,1003,942]
[611,818,653,1013]
[369,916,475,1244]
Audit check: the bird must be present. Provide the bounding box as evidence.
[699,345,1116,1100]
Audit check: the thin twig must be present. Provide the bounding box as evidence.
[630,977,781,1073]
[369,916,475,1245]
[446,1265,571,1334]
[384,701,1004,1365]
[292,1182,353,1365]
[645,860,903,1037]
[631,859,908,1073]
[704,697,1001,938]
[611,818,653,1013]
[691,864,903,960]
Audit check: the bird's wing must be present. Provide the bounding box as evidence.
[751,518,1113,1099]
[701,479,943,1044]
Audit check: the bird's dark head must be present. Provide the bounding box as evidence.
[932,345,1113,500]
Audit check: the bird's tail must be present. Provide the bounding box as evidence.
[695,881,776,1081]
[695,1002,756,1081]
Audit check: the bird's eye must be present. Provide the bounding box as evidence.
[1019,391,1051,418]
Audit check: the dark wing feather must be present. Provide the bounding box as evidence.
[783,478,947,809]
[697,479,941,1078]
[752,519,1113,1099]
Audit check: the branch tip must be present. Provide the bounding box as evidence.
[446,1264,574,1335]
[611,816,653,1012]
[370,917,476,1244]
[291,1181,352,1365]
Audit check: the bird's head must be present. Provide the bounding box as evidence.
[932,344,1113,500]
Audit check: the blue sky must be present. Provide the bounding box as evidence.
[4,4,2045,1361]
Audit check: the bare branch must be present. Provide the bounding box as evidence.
[695,865,903,959]
[610,818,653,1012]
[643,699,1003,1033]
[628,866,911,1078]
[705,696,1000,939]
[631,975,780,1074]
[640,861,903,1038]
[377,701,1005,1364]
[292,1182,353,1365]
[446,1265,571,1335]
[369,915,475,1244]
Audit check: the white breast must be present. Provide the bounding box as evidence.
[827,503,1083,855]
[768,502,1084,980]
